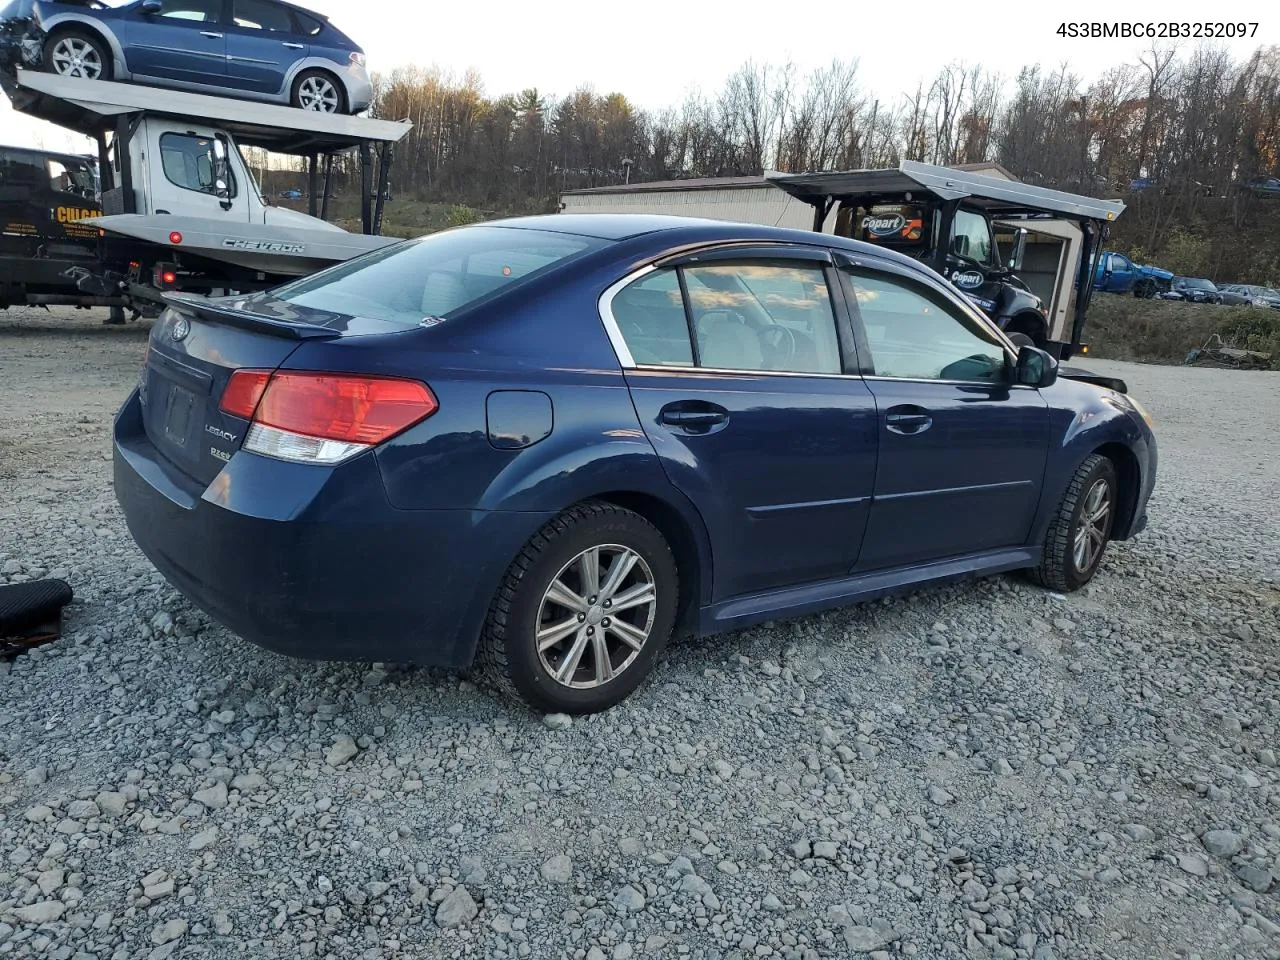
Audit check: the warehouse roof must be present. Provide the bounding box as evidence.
[563,175,771,196]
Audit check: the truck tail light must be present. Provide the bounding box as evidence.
[220,370,437,465]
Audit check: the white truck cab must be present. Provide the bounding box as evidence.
[123,115,342,232]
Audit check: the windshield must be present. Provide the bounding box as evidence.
[271,226,606,327]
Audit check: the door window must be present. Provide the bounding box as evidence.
[233,0,296,32]
[0,150,44,186]
[47,158,96,199]
[843,269,1008,383]
[158,133,236,198]
[611,260,842,375]
[951,209,994,265]
[156,0,222,21]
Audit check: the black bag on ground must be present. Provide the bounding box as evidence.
[0,579,73,652]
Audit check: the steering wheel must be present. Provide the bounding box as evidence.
[759,324,797,366]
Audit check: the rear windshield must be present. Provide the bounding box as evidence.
[1178,277,1216,290]
[271,226,605,328]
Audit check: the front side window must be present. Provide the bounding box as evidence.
[158,133,235,198]
[157,0,221,21]
[233,0,295,32]
[611,259,842,375]
[951,210,994,266]
[843,269,1008,383]
[47,158,96,198]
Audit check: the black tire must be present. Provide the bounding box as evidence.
[478,501,679,714]
[1133,279,1156,299]
[1029,454,1118,593]
[291,70,348,114]
[1006,331,1035,349]
[43,29,112,81]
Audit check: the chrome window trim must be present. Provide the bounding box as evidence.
[598,260,1031,389]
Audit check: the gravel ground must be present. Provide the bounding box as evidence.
[1,308,1278,960]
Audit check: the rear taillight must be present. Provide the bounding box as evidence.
[220,370,437,465]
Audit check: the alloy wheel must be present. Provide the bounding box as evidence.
[1072,478,1111,572]
[297,76,340,112]
[535,544,657,689]
[51,38,103,80]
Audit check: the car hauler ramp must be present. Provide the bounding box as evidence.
[767,160,1125,228]
[6,69,411,233]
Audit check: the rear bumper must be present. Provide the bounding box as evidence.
[113,389,549,667]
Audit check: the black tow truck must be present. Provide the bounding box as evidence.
[767,161,1126,360]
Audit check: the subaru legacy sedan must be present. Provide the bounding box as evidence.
[114,216,1158,714]
[10,0,369,112]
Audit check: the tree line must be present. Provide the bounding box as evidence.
[358,46,1280,283]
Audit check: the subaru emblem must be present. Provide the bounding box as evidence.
[171,316,190,342]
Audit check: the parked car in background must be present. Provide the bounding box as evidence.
[1161,277,1222,304]
[0,0,370,113]
[279,188,303,199]
[113,214,1158,713]
[1244,176,1280,197]
[1218,284,1280,309]
[1093,251,1173,298]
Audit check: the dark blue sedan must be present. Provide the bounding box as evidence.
[18,0,369,112]
[113,216,1158,713]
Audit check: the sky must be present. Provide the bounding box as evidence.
[1,0,1272,153]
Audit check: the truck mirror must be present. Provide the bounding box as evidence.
[1008,228,1028,271]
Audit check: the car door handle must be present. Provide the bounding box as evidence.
[282,41,305,49]
[200,31,223,38]
[658,402,729,434]
[885,405,932,436]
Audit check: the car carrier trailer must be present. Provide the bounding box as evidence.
[766,162,1125,360]
[0,68,411,316]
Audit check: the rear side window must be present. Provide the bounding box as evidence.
[271,227,605,327]
[233,0,295,31]
[611,260,842,375]
[291,10,323,35]
[0,150,43,186]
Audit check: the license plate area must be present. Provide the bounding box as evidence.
[163,382,197,448]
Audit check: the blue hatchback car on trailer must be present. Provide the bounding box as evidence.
[12,0,369,112]
[113,215,1158,713]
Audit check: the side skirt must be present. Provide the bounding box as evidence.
[699,547,1041,636]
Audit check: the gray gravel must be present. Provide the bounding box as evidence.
[2,308,1278,960]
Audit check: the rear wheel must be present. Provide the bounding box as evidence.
[1029,454,1117,592]
[478,501,678,714]
[291,70,347,113]
[44,30,112,81]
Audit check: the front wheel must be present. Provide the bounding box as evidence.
[44,30,112,81]
[291,70,347,114]
[1029,454,1117,592]
[1133,279,1156,299]
[1006,331,1035,349]
[478,501,678,714]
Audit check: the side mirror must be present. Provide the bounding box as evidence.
[1007,227,1027,271]
[1015,345,1058,388]
[951,234,969,257]
[140,0,162,13]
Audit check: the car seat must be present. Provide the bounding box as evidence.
[694,311,763,370]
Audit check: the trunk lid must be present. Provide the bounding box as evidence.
[140,296,341,486]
